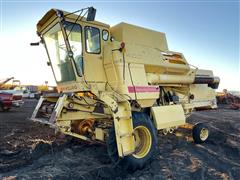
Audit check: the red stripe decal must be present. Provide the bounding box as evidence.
[128,86,159,93]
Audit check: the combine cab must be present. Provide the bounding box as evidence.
[31,7,219,171]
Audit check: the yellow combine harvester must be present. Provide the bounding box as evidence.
[31,7,219,170]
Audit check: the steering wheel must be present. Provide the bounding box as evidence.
[59,44,77,53]
[58,44,67,51]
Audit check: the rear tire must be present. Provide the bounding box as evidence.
[3,108,10,112]
[107,112,157,171]
[192,123,209,144]
[1,104,10,112]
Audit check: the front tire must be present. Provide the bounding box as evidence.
[192,123,209,144]
[107,112,157,171]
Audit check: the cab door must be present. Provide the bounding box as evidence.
[83,25,106,82]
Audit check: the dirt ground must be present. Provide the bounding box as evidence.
[0,99,239,180]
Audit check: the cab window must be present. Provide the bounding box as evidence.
[85,26,101,54]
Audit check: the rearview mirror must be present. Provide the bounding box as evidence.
[87,7,96,21]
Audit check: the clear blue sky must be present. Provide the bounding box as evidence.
[0,0,239,90]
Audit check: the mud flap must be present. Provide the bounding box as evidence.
[151,104,186,130]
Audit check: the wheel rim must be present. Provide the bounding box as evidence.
[132,126,152,159]
[200,128,209,141]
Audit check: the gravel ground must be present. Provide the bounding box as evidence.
[0,99,239,180]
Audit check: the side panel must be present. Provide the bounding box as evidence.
[190,84,217,108]
[128,63,159,106]
[151,105,186,130]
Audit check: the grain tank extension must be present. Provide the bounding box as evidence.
[31,7,220,171]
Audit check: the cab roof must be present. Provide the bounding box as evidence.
[37,9,110,33]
